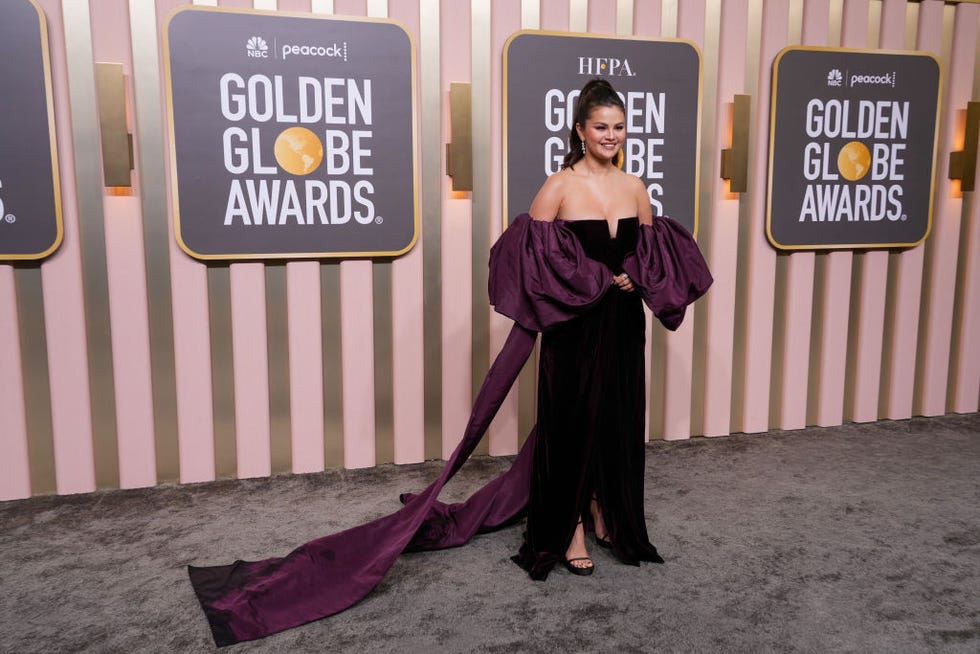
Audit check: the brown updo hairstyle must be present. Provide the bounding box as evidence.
[561,78,626,170]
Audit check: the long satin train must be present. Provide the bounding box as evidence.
[188,324,537,646]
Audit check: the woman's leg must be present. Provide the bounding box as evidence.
[564,519,593,570]
[591,496,610,543]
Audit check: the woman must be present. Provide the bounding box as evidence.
[511,78,666,578]
[187,78,711,646]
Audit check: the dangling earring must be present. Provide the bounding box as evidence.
[581,141,586,154]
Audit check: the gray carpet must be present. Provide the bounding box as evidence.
[1,414,978,653]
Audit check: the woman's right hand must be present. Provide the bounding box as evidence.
[612,272,634,292]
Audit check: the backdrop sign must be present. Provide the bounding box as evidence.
[0,0,63,261]
[504,31,701,235]
[768,47,940,249]
[165,7,417,260]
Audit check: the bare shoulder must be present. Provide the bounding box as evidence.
[529,170,571,221]
[625,172,654,224]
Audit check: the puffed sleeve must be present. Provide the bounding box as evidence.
[488,214,613,332]
[622,215,713,331]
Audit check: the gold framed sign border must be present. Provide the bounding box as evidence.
[162,5,420,261]
[766,44,943,252]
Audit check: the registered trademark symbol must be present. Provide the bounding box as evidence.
[375,216,383,224]
[901,214,907,221]
[4,214,14,224]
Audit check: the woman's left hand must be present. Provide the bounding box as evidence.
[613,272,634,293]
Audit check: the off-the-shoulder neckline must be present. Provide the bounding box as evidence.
[556,216,638,239]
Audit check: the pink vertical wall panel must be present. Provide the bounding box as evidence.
[440,0,474,458]
[633,0,661,34]
[660,0,705,440]
[633,1,661,442]
[333,0,377,469]
[774,0,828,431]
[167,3,216,485]
[588,0,616,34]
[701,0,747,437]
[36,0,97,494]
[880,0,941,420]
[0,268,31,499]
[340,260,377,468]
[810,0,865,427]
[275,3,324,474]
[336,0,368,14]
[916,2,979,416]
[286,261,325,473]
[739,0,788,434]
[541,0,568,32]
[487,0,521,457]
[102,198,157,487]
[90,0,158,489]
[389,0,427,465]
[847,0,903,423]
[230,263,272,477]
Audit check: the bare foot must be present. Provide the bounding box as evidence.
[564,521,593,570]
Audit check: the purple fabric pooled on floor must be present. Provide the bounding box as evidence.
[188,324,537,646]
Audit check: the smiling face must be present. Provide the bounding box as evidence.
[576,104,626,164]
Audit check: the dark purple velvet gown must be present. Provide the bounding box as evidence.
[188,214,712,646]
[511,217,662,579]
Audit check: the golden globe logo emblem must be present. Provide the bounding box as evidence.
[837,141,871,181]
[274,127,323,175]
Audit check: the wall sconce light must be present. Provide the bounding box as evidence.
[948,101,980,192]
[446,82,473,192]
[95,62,133,188]
[720,94,751,193]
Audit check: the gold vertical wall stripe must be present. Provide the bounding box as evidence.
[421,0,442,460]
[260,0,291,475]
[570,0,588,31]
[691,0,721,437]
[830,0,845,45]
[517,1,540,443]
[768,254,790,427]
[15,268,56,495]
[730,0,764,431]
[62,0,119,489]
[807,252,828,424]
[471,0,492,457]
[368,0,395,467]
[904,2,919,50]
[662,0,678,37]
[128,0,179,483]
[868,0,881,47]
[522,0,540,27]
[312,3,344,470]
[616,0,633,33]
[788,0,804,44]
[373,263,395,464]
[266,263,292,473]
[321,263,344,468]
[208,265,237,478]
